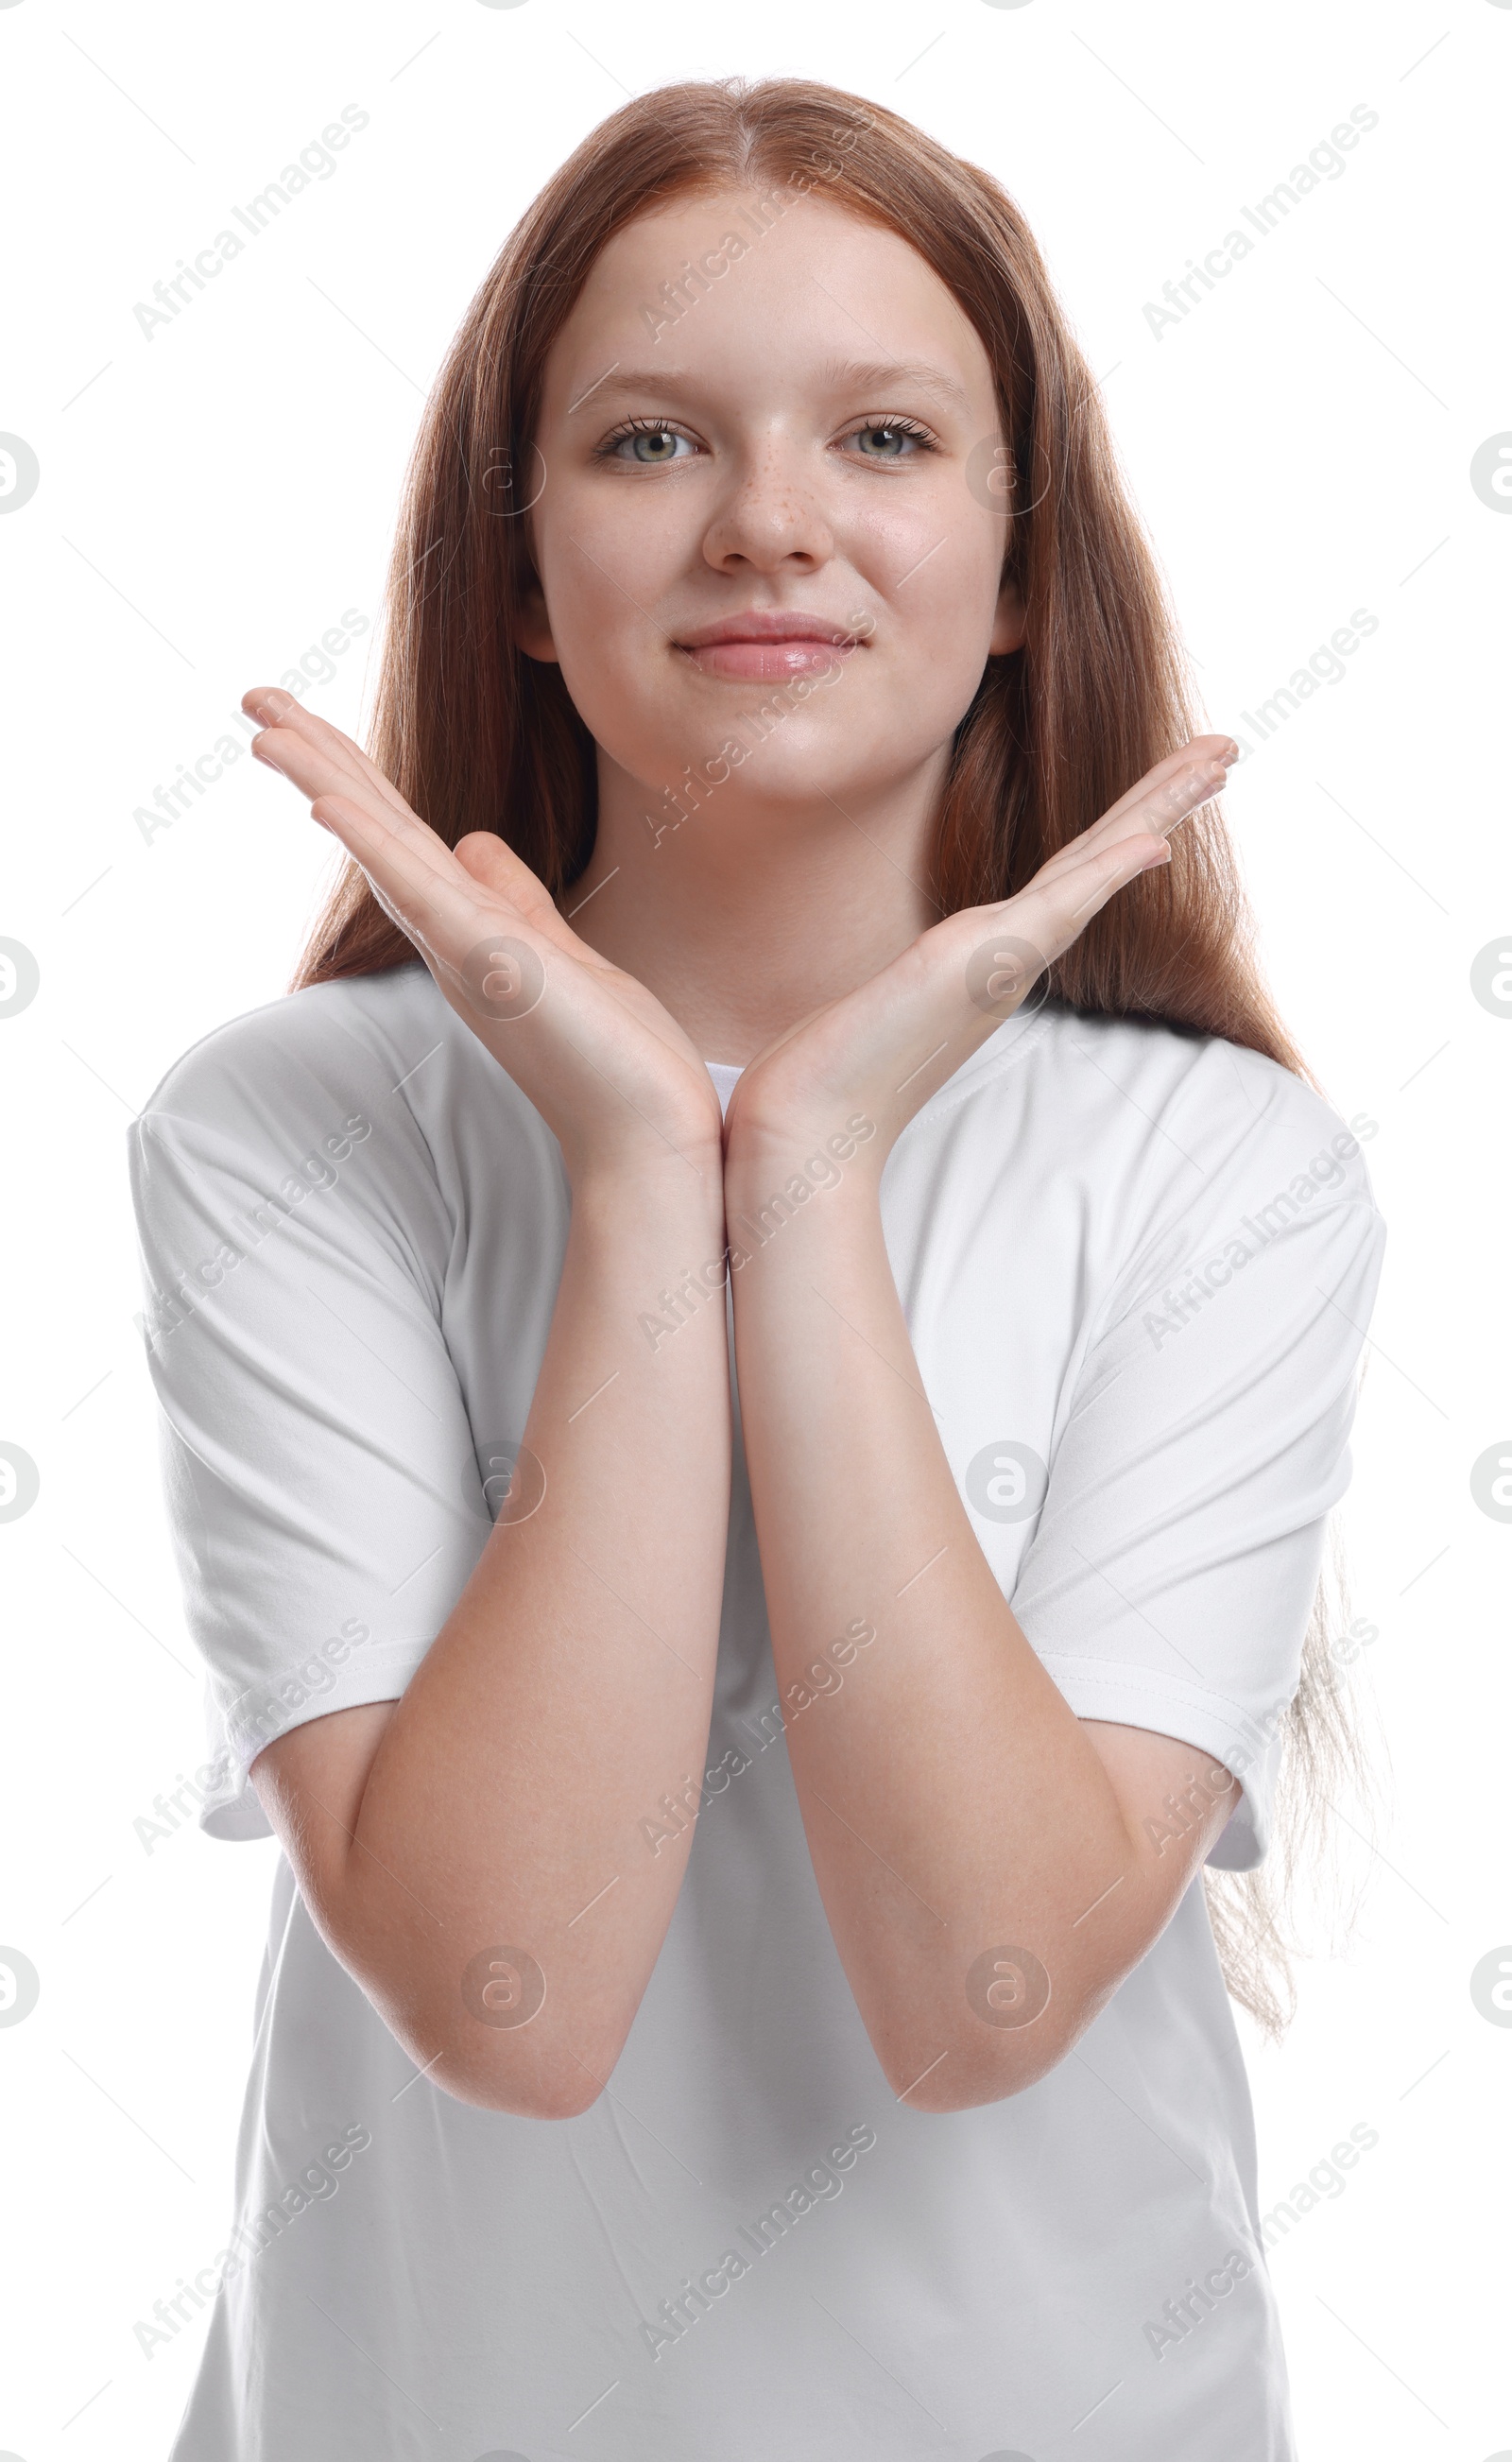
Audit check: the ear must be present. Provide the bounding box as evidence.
[513,566,560,664]
[989,572,1026,658]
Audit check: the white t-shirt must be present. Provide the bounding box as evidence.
[128,963,1383,2460]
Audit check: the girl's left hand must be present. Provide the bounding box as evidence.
[725,735,1238,1172]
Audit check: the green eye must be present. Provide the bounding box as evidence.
[849,420,937,461]
[608,425,693,464]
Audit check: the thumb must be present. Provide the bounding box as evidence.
[455,831,522,891]
[455,830,559,929]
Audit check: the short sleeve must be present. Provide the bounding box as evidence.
[127,1009,490,1841]
[1008,1067,1386,1870]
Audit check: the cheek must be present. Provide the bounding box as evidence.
[531,490,677,738]
[527,466,1007,790]
[848,463,1005,628]
[865,518,1005,725]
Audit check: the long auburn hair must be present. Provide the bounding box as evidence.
[292,77,1375,2034]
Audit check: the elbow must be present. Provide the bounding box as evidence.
[875,2014,1083,2114]
[426,2048,609,2121]
[883,2042,1064,2114]
[410,1994,626,2123]
[352,1957,623,2121]
[869,1944,1122,2112]
[331,1907,632,2119]
[419,1991,625,2118]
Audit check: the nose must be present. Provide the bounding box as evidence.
[700,437,834,577]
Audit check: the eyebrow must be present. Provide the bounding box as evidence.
[815,358,975,418]
[567,356,974,420]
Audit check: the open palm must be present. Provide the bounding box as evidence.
[243,687,724,1185]
[727,736,1238,1166]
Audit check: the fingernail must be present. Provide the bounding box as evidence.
[244,687,293,724]
[251,740,285,774]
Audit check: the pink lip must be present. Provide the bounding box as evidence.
[674,611,863,682]
[687,639,852,680]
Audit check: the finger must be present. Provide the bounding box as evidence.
[1012,830,1168,966]
[1031,749,1231,889]
[456,831,546,904]
[308,804,434,959]
[249,714,421,851]
[936,825,1167,1034]
[251,698,589,1009]
[454,831,579,942]
[242,687,419,832]
[309,792,488,942]
[455,832,601,972]
[246,690,564,946]
[251,720,472,920]
[1115,752,1231,843]
[1092,734,1238,835]
[310,791,524,969]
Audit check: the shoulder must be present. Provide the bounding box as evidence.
[126,966,463,1258]
[1057,1012,1386,1345]
[935,1003,1384,1298]
[955,1002,1380,1191]
[1047,1005,1377,1179]
[133,963,440,1136]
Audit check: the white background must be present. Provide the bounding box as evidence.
[1,0,1506,2455]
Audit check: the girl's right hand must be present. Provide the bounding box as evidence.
[243,688,724,1189]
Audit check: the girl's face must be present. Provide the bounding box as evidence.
[521,185,1024,839]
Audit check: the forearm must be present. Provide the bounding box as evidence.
[728,1155,1172,2109]
[331,1152,730,2113]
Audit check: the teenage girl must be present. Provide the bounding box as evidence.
[131,77,1383,2460]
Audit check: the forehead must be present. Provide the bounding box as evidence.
[541,185,992,412]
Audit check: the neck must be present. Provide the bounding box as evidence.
[561,749,949,1062]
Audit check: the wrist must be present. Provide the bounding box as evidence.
[570,1144,726,1238]
[724,1104,887,1199]
[557,1089,725,1205]
[723,1119,885,1258]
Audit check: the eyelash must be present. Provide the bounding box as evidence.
[592,413,942,463]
